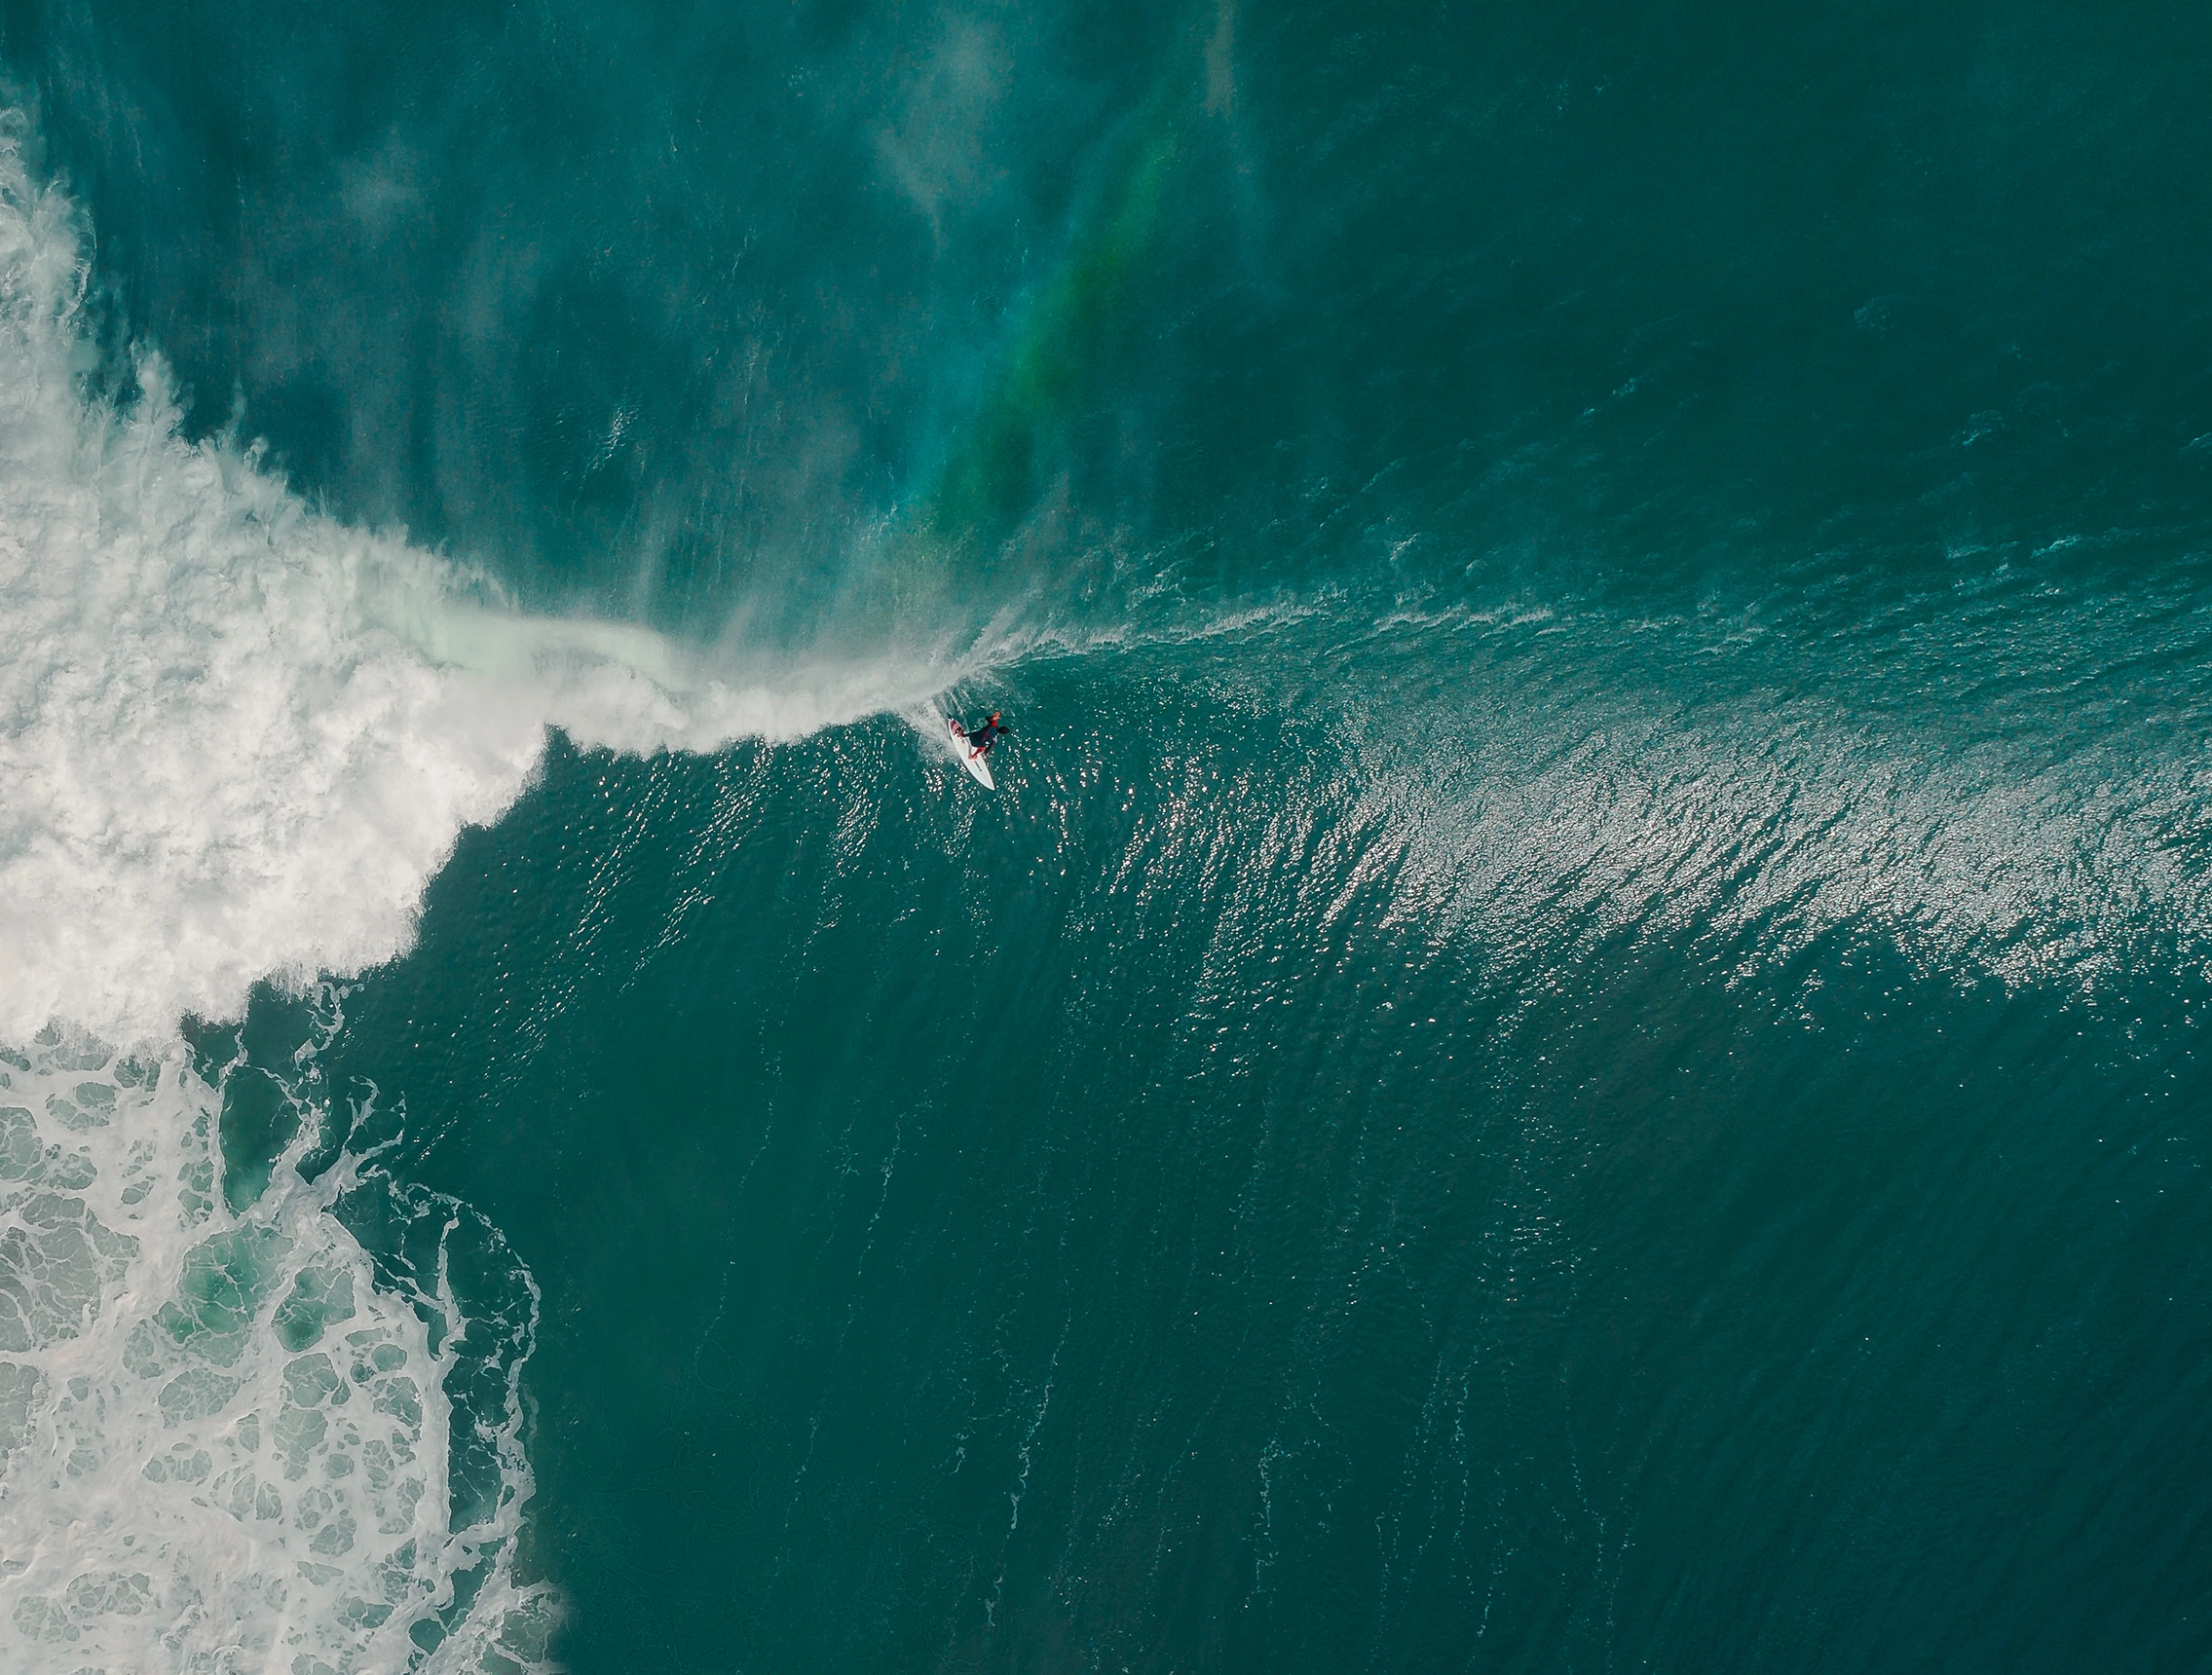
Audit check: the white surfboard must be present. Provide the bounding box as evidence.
[948,719,995,789]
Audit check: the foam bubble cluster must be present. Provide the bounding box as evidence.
[0,1015,556,1674]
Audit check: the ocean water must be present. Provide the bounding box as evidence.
[2,1,2210,1670]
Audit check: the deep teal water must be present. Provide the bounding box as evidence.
[10,0,2212,1668]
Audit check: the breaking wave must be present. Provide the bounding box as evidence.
[0,117,951,1671]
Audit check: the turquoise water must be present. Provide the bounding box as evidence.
[6,0,2212,1669]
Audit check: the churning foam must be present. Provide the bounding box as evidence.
[0,1015,554,1674]
[0,131,958,1045]
[0,117,956,1671]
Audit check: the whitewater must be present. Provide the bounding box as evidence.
[0,121,973,1671]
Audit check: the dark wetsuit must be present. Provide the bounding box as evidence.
[967,720,1005,756]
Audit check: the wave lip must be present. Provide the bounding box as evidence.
[0,123,534,1045]
[0,129,984,1050]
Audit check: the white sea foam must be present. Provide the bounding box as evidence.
[0,138,953,1043]
[0,1016,555,1674]
[0,117,956,1672]
[0,121,551,1672]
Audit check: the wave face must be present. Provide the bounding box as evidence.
[6,1,2212,1671]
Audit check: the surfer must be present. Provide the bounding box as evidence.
[961,712,1007,758]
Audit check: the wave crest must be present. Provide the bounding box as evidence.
[0,123,967,1045]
